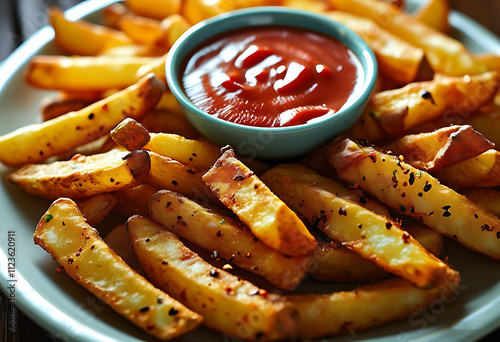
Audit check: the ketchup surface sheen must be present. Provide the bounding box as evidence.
[182,26,362,127]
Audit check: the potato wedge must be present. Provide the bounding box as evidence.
[349,72,500,141]
[9,149,150,199]
[325,11,425,84]
[25,56,156,91]
[288,268,461,339]
[49,7,132,56]
[382,125,495,171]
[432,149,500,189]
[125,0,181,21]
[75,193,117,226]
[328,138,500,260]
[461,188,500,218]
[118,14,163,46]
[203,147,317,256]
[0,74,163,166]
[261,163,449,288]
[149,190,311,291]
[34,198,202,340]
[127,215,300,341]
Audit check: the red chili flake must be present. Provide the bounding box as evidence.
[368,152,377,163]
[402,232,411,244]
[401,192,406,198]
[225,287,234,295]
[147,324,155,331]
[338,207,348,216]
[55,267,65,273]
[68,257,74,264]
[348,182,359,189]
[258,289,269,299]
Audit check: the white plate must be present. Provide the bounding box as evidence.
[1,1,500,341]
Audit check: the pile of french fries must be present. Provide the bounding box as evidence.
[1,0,500,340]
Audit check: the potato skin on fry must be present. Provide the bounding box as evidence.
[329,138,500,260]
[9,149,150,199]
[203,147,317,256]
[0,74,164,166]
[127,215,300,341]
[34,198,203,340]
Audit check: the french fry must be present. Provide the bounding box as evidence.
[139,109,202,139]
[9,149,150,199]
[103,3,132,29]
[146,151,210,199]
[288,268,461,339]
[203,147,317,256]
[135,53,167,83]
[144,133,221,170]
[325,11,425,84]
[49,7,132,56]
[104,224,145,275]
[261,163,449,288]
[34,198,202,340]
[149,190,311,291]
[118,14,163,46]
[125,0,181,21]
[382,125,495,171]
[461,188,500,218]
[282,0,331,13]
[348,72,500,141]
[75,193,117,226]
[112,184,159,218]
[432,149,500,189]
[329,0,486,75]
[25,56,156,91]
[111,118,151,151]
[127,215,300,341]
[154,14,192,50]
[328,138,500,260]
[413,0,451,34]
[39,93,94,121]
[0,74,164,166]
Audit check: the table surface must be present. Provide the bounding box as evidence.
[1,0,500,341]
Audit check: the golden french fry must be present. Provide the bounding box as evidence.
[34,198,202,340]
[432,149,500,189]
[9,149,151,199]
[262,163,449,288]
[328,138,500,260]
[382,125,495,171]
[75,193,117,226]
[125,0,181,20]
[118,14,163,46]
[0,74,164,166]
[203,147,317,256]
[414,0,451,34]
[325,11,425,84]
[135,54,167,83]
[26,56,156,91]
[149,190,311,290]
[127,215,300,341]
[49,7,132,56]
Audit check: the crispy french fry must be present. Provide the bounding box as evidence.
[149,190,311,290]
[143,133,221,170]
[262,163,449,288]
[111,118,151,151]
[49,7,132,56]
[288,268,461,339]
[328,138,500,260]
[348,72,500,141]
[75,193,117,226]
[382,125,495,171]
[25,56,156,91]
[432,149,500,189]
[0,74,164,166]
[203,148,317,256]
[127,215,300,341]
[414,0,450,34]
[9,149,150,199]
[325,11,425,84]
[329,0,485,75]
[113,183,159,217]
[34,198,202,340]
[146,151,210,199]
[461,188,500,218]
[125,0,181,21]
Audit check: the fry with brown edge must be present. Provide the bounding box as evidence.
[328,138,500,260]
[149,190,311,291]
[382,125,495,171]
[127,215,300,341]
[49,7,132,56]
[261,163,449,288]
[203,147,317,256]
[0,74,164,166]
[113,183,159,218]
[26,56,156,91]
[9,149,150,199]
[34,198,202,340]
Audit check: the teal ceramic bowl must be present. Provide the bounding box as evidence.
[166,6,377,159]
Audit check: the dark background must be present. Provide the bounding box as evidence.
[1,0,500,341]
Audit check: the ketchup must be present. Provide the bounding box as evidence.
[182,26,362,127]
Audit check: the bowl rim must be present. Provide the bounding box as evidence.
[166,6,378,133]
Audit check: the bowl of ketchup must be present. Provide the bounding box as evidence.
[166,6,377,159]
